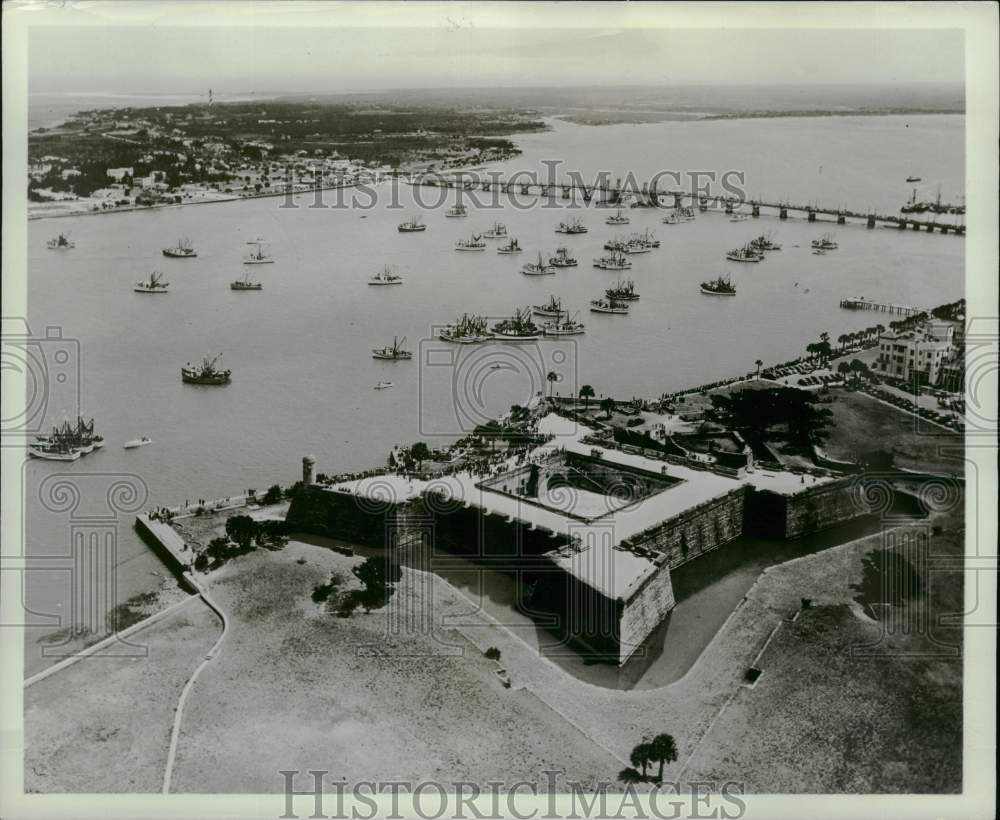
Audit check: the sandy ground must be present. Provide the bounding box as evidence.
[24,597,221,792]
[23,502,963,793]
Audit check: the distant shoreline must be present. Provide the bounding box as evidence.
[555,108,965,126]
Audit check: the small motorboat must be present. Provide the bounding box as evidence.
[374,381,393,390]
[123,436,152,449]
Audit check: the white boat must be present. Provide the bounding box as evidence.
[589,298,630,315]
[372,336,413,360]
[532,295,565,318]
[483,222,508,238]
[231,270,263,290]
[549,247,578,267]
[369,265,403,285]
[522,252,556,275]
[27,443,82,461]
[134,272,169,293]
[374,381,393,390]
[244,241,274,264]
[123,436,152,449]
[555,217,588,234]
[606,209,630,225]
[662,211,680,225]
[730,213,749,222]
[623,242,651,254]
[445,203,468,218]
[497,238,522,254]
[542,316,586,336]
[593,253,632,271]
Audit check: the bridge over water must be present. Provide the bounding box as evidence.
[408,175,966,235]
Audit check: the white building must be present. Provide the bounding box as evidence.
[875,321,956,386]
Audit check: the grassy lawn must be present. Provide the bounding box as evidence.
[823,389,964,474]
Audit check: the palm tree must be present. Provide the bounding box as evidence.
[805,342,818,363]
[755,359,763,378]
[629,742,653,780]
[649,733,678,782]
[876,323,885,339]
[600,397,615,419]
[837,334,848,352]
[579,384,595,409]
[546,371,558,400]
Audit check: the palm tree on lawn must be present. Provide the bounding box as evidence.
[649,733,678,782]
[838,333,848,351]
[579,384,595,409]
[629,741,654,780]
[600,397,616,419]
[546,371,558,400]
[755,359,763,378]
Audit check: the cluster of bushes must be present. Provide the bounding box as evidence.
[311,556,402,618]
[192,514,288,571]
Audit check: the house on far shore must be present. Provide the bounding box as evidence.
[106,166,134,182]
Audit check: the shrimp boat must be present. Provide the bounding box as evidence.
[497,238,522,254]
[906,175,922,183]
[532,295,565,318]
[46,232,75,250]
[372,336,413,360]
[244,241,274,264]
[749,233,782,252]
[134,272,169,293]
[439,313,493,344]
[662,211,681,225]
[373,381,393,390]
[123,436,152,450]
[492,309,542,341]
[231,270,263,290]
[623,238,651,254]
[701,275,736,296]
[606,209,630,225]
[542,316,586,336]
[162,238,197,258]
[593,252,632,271]
[522,252,556,276]
[31,416,104,460]
[605,280,639,301]
[398,216,427,232]
[555,217,588,234]
[455,234,486,251]
[811,233,838,250]
[483,222,508,239]
[445,203,468,218]
[182,354,231,385]
[549,247,578,267]
[589,298,630,315]
[604,237,628,251]
[633,229,660,248]
[725,244,763,263]
[27,442,82,461]
[369,265,403,285]
[679,206,697,222]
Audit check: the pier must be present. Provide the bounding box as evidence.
[409,175,966,235]
[839,297,924,316]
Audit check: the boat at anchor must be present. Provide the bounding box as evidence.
[123,436,152,450]
[163,237,196,258]
[497,238,522,254]
[549,247,577,267]
[522,252,556,275]
[46,232,75,250]
[593,252,632,271]
[589,298,630,315]
[542,316,586,336]
[555,217,588,234]
[439,313,493,344]
[134,272,169,293]
[231,270,263,290]
[701,275,736,296]
[605,209,630,225]
[244,241,274,264]
[369,265,403,285]
[398,216,427,233]
[445,203,468,218]
[605,280,639,301]
[182,354,231,385]
[372,336,413,360]
[483,222,508,239]
[811,233,838,250]
[725,244,763,263]
[532,295,565,318]
[492,308,542,340]
[455,234,486,251]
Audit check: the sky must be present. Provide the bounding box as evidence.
[26,9,965,96]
